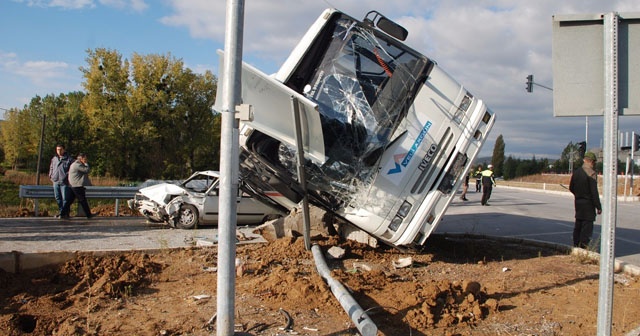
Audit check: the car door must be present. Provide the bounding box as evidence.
[236,190,272,224]
[201,179,221,224]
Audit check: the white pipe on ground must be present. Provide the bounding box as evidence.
[311,244,377,336]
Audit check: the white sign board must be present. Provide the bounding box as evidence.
[552,12,640,116]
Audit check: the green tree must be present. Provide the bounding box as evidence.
[128,53,219,178]
[81,48,152,179]
[557,142,584,173]
[35,92,90,173]
[491,134,505,177]
[503,155,517,180]
[81,48,219,179]
[1,107,34,169]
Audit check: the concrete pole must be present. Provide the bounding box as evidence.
[217,0,244,335]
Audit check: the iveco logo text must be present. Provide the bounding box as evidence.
[418,144,438,171]
[387,121,433,175]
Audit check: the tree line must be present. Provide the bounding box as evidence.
[0,48,220,181]
[486,135,638,179]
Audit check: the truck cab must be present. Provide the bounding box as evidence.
[221,8,495,248]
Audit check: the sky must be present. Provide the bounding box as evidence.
[2,0,640,159]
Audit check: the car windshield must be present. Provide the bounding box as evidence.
[182,174,218,193]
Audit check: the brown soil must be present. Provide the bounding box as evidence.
[1,234,639,336]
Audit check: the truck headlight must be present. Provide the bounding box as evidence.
[397,200,412,218]
[389,201,412,232]
[389,216,403,232]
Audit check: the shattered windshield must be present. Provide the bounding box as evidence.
[280,16,429,207]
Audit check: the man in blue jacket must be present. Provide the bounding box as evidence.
[48,144,74,219]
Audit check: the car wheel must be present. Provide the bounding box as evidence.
[176,204,199,229]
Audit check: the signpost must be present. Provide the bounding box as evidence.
[552,12,640,335]
[217,1,244,335]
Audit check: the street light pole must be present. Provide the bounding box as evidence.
[35,114,46,185]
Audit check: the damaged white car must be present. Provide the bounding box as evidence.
[127,171,282,229]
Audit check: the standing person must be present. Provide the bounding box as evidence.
[480,164,496,206]
[48,144,74,219]
[474,165,483,192]
[569,152,602,248]
[460,171,470,201]
[69,153,94,219]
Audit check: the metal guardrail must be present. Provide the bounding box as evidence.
[19,185,140,216]
[19,185,139,199]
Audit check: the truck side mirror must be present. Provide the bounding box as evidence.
[363,10,408,41]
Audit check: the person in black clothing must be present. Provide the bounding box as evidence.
[69,153,94,219]
[474,165,483,192]
[460,173,470,201]
[480,164,496,206]
[569,152,602,248]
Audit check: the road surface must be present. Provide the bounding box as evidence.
[1,186,638,272]
[439,186,640,266]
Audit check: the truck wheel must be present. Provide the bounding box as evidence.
[176,204,199,229]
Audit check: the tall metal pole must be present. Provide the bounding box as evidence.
[217,0,244,335]
[291,97,312,250]
[34,113,46,215]
[35,114,46,185]
[585,116,588,149]
[597,12,618,336]
[631,131,635,199]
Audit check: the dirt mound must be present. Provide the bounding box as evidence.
[1,235,639,335]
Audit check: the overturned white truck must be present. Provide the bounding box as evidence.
[223,8,495,248]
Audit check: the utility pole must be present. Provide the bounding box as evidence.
[217,1,244,335]
[36,114,46,185]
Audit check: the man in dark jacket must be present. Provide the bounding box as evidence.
[48,144,74,219]
[569,152,602,248]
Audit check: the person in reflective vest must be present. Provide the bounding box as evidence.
[481,164,496,206]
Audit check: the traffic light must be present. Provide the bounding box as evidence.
[633,132,640,152]
[526,75,533,92]
[576,141,586,158]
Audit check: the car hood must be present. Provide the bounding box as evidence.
[138,183,186,205]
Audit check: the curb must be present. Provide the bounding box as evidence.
[435,233,640,277]
[0,227,267,274]
[3,232,639,277]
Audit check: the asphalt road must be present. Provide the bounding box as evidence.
[439,186,640,267]
[0,217,228,253]
[1,186,638,272]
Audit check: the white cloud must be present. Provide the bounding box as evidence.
[0,51,76,89]
[21,0,95,9]
[18,61,70,85]
[99,0,147,12]
[19,0,147,11]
